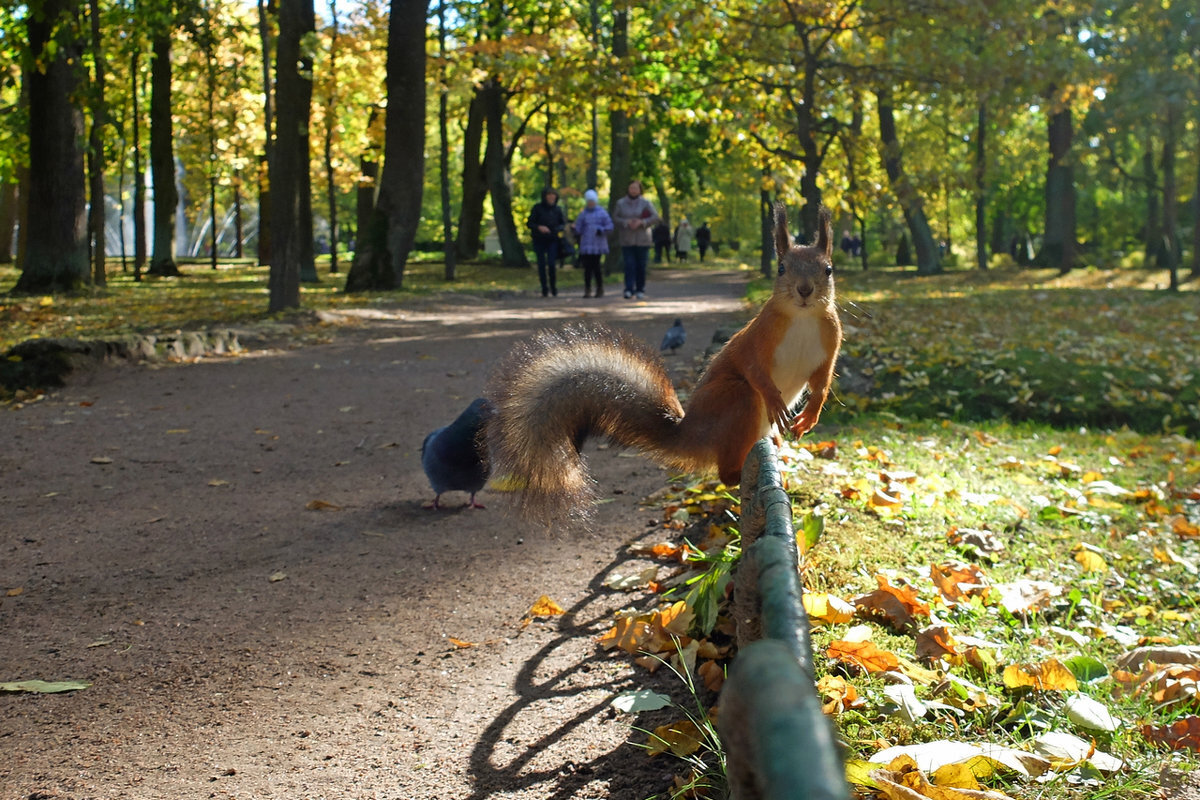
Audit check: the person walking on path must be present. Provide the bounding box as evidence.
[572,189,614,298]
[526,188,567,297]
[696,222,712,261]
[674,217,694,263]
[612,180,660,300]
[652,221,672,264]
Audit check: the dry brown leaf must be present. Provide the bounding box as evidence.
[816,674,863,715]
[448,637,475,649]
[929,562,991,604]
[1143,716,1200,752]
[916,625,961,663]
[305,499,342,511]
[827,639,901,674]
[647,718,705,757]
[853,575,931,632]
[697,659,725,692]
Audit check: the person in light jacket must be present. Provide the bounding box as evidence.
[571,189,614,298]
[611,180,661,300]
[674,217,694,262]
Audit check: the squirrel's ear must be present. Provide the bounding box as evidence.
[773,202,791,262]
[816,206,833,259]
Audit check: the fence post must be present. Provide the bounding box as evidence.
[719,437,849,800]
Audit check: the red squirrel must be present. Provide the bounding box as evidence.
[486,202,842,523]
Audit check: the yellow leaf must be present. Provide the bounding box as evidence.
[208,478,229,487]
[305,499,342,511]
[598,615,652,653]
[448,637,475,649]
[803,592,856,624]
[1081,470,1104,482]
[1002,658,1079,691]
[647,718,705,757]
[6,587,24,597]
[930,762,981,789]
[1074,549,1107,573]
[166,428,190,434]
[527,594,565,617]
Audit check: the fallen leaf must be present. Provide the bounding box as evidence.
[916,625,961,662]
[208,478,229,487]
[993,580,1062,615]
[6,587,24,597]
[1073,547,1107,573]
[853,575,931,632]
[305,499,342,511]
[527,595,565,618]
[447,637,475,649]
[1,679,91,693]
[612,689,672,713]
[803,591,856,624]
[1002,659,1079,691]
[90,456,113,464]
[697,659,725,692]
[1063,693,1119,732]
[1142,716,1200,752]
[268,571,287,582]
[817,674,863,714]
[884,683,928,723]
[603,566,659,591]
[929,562,991,604]
[1115,645,1200,672]
[647,718,706,757]
[1029,731,1122,772]
[827,639,901,674]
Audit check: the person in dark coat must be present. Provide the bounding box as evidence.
[652,221,672,264]
[526,188,567,297]
[696,223,712,261]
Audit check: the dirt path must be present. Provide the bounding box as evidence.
[0,268,752,800]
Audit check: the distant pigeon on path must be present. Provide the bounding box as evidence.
[661,318,686,354]
[421,397,492,509]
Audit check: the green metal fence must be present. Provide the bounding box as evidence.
[718,438,850,800]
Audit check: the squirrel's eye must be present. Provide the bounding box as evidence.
[825,265,833,277]
[777,265,785,276]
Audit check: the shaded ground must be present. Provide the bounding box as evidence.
[0,268,752,800]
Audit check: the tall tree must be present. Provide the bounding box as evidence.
[606,2,630,275]
[256,0,273,266]
[344,0,429,291]
[437,0,455,280]
[148,22,180,276]
[14,0,90,293]
[87,0,108,286]
[322,0,340,273]
[454,90,486,260]
[1036,98,1076,273]
[0,179,16,264]
[267,0,315,309]
[876,87,941,275]
[130,46,146,280]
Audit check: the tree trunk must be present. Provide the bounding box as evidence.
[876,88,940,275]
[268,0,315,310]
[148,32,179,276]
[759,166,772,277]
[233,179,243,257]
[356,153,378,251]
[1141,146,1158,267]
[131,49,146,280]
[586,0,599,190]
[974,102,988,270]
[257,0,273,266]
[299,139,316,282]
[323,0,339,274]
[344,0,428,291]
[15,0,90,294]
[481,81,526,267]
[454,90,486,260]
[87,0,108,286]
[1161,102,1179,290]
[1036,104,1076,274]
[1193,72,1200,278]
[0,178,16,263]
[605,4,630,276]
[438,0,455,281]
[654,178,670,232]
[205,36,218,271]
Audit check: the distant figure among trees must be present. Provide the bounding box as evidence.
[652,221,672,264]
[696,223,712,261]
[674,217,693,262]
[613,180,660,300]
[526,187,566,297]
[572,189,614,298]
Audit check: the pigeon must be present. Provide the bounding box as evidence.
[660,318,686,354]
[421,397,492,509]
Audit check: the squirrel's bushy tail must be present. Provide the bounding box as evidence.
[486,322,700,525]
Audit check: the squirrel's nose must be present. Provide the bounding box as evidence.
[798,284,814,299]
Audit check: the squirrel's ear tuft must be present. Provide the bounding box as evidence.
[816,206,833,259]
[773,202,791,262]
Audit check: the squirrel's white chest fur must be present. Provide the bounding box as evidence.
[771,314,827,407]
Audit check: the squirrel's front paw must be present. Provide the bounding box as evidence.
[789,410,820,437]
